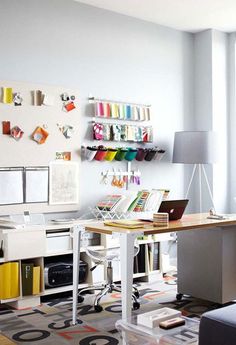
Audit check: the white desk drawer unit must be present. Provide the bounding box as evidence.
[46,231,72,253]
[3,230,46,260]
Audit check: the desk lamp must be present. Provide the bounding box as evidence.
[172,131,217,213]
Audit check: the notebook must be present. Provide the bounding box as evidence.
[158,200,189,220]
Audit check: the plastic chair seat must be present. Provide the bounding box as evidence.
[87,245,139,263]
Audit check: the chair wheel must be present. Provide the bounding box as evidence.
[77,295,84,303]
[134,291,139,298]
[133,302,140,310]
[176,293,183,301]
[94,305,103,312]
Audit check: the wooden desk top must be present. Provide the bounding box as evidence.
[85,213,236,235]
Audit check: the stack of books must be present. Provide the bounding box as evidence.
[153,212,169,227]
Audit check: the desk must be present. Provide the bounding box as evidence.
[72,214,236,325]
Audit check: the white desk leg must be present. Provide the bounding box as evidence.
[72,225,83,325]
[119,232,139,321]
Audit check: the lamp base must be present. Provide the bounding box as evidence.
[185,164,215,213]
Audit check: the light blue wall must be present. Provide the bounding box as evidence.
[0,0,194,213]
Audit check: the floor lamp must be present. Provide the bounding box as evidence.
[172,131,217,213]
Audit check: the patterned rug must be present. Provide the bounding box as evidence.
[0,275,224,344]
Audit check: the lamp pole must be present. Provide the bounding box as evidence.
[185,163,215,213]
[199,164,202,213]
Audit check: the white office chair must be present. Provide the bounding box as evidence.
[77,233,140,312]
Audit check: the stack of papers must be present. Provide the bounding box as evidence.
[153,213,169,227]
[51,218,75,224]
[0,218,25,229]
[104,220,146,229]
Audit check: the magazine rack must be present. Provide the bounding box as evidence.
[92,188,168,220]
[90,207,133,220]
[90,206,157,221]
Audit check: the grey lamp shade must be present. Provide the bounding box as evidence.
[172,131,217,164]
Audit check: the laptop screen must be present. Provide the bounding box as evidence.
[158,199,189,220]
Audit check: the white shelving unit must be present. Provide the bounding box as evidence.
[0,223,103,308]
[0,222,175,308]
[100,232,174,283]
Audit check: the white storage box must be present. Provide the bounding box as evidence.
[116,317,199,345]
[137,307,181,328]
[4,229,46,260]
[46,231,72,253]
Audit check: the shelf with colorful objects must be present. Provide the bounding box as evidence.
[89,95,153,143]
[92,121,153,143]
[89,96,151,122]
[82,145,166,162]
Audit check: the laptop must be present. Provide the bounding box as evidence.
[158,199,189,220]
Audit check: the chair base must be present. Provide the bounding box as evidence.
[78,283,140,312]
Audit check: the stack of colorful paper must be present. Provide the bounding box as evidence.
[153,212,169,227]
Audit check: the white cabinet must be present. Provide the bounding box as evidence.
[177,227,236,304]
[0,224,102,308]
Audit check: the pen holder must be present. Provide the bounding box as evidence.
[144,148,157,161]
[135,148,147,161]
[115,148,128,161]
[94,147,108,161]
[84,146,97,161]
[153,212,169,227]
[125,148,137,161]
[104,148,118,161]
[155,149,166,161]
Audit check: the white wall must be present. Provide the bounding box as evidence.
[194,30,213,131]
[228,33,236,212]
[192,29,229,213]
[0,0,194,214]
[212,30,228,213]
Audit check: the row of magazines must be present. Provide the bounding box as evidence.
[96,189,170,213]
